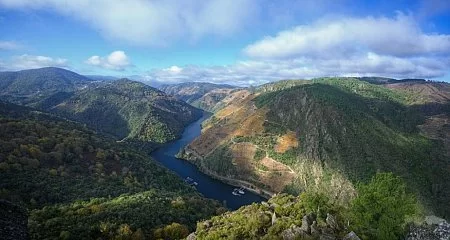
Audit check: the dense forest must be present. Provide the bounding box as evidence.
[0,101,223,239]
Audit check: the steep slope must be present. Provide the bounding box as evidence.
[181,78,450,218]
[0,101,222,239]
[51,79,202,144]
[193,173,422,240]
[160,82,240,111]
[0,67,91,106]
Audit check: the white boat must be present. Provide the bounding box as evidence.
[186,177,193,181]
[192,181,198,186]
[238,187,245,194]
[232,190,240,196]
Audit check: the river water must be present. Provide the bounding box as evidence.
[151,113,266,210]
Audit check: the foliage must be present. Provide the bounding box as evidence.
[349,173,418,240]
[194,173,419,239]
[52,79,202,143]
[0,102,222,239]
[251,78,449,217]
[201,145,236,176]
[29,191,222,240]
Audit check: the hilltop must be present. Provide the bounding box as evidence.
[181,77,450,219]
[0,67,91,106]
[50,79,202,144]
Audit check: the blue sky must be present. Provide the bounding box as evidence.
[1,0,449,85]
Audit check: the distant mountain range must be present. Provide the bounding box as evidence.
[159,82,240,111]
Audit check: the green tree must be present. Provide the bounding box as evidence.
[350,172,417,239]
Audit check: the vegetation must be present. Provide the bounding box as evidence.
[52,79,202,143]
[29,190,223,239]
[350,173,418,239]
[0,101,222,239]
[194,173,419,240]
[192,77,449,219]
[0,67,91,106]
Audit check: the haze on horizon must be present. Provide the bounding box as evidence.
[1,0,450,86]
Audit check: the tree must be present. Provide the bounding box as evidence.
[350,172,417,239]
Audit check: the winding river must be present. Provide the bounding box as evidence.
[151,113,265,210]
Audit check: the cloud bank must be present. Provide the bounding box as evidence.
[139,14,450,86]
[0,54,68,71]
[86,51,131,71]
[0,0,258,46]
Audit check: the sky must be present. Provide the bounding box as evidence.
[1,0,450,86]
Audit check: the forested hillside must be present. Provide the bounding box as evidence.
[181,77,450,219]
[0,67,91,106]
[0,101,222,239]
[160,82,240,112]
[50,79,202,144]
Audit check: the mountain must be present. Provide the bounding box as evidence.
[0,101,222,239]
[160,82,240,112]
[0,67,92,106]
[49,79,202,144]
[84,75,119,81]
[180,77,450,219]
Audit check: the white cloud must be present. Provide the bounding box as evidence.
[0,0,258,46]
[244,13,450,59]
[0,54,68,70]
[141,53,449,86]
[85,51,131,71]
[0,41,22,50]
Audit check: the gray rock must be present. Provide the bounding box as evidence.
[426,216,447,225]
[301,215,311,234]
[186,232,196,240]
[272,211,277,226]
[343,231,361,240]
[311,221,319,236]
[203,220,212,228]
[326,213,340,231]
[319,233,337,240]
[282,225,311,240]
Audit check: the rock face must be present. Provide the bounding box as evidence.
[406,219,450,240]
[0,200,29,240]
[343,231,361,240]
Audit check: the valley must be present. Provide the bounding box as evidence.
[0,68,449,240]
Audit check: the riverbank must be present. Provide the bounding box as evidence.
[179,146,275,199]
[150,112,265,210]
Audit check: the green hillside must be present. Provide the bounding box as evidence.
[51,79,202,143]
[0,67,91,106]
[183,77,450,219]
[0,101,222,239]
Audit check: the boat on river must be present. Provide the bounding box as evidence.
[238,187,245,194]
[232,189,241,196]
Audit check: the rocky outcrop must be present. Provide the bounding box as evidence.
[406,216,450,240]
[0,200,29,240]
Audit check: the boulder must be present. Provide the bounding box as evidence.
[310,221,319,236]
[343,231,361,240]
[326,213,340,231]
[186,232,196,240]
[282,225,312,240]
[300,215,312,234]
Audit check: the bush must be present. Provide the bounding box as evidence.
[350,173,417,239]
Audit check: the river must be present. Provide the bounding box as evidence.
[151,113,266,210]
